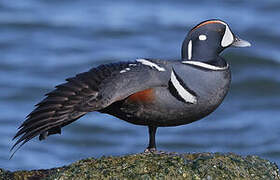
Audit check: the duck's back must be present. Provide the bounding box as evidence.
[101,59,231,127]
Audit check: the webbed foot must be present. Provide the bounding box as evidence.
[144,147,157,153]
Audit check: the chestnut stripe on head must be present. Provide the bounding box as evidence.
[191,20,225,32]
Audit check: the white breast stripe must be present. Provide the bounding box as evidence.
[182,61,229,71]
[136,59,166,71]
[188,40,192,60]
[221,24,234,47]
[170,70,197,104]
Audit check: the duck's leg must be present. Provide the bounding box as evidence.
[144,126,157,153]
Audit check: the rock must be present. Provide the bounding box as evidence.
[1,152,280,180]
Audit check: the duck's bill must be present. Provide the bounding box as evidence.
[231,36,251,47]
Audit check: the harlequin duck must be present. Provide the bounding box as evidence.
[11,19,251,157]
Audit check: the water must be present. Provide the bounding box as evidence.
[0,0,280,171]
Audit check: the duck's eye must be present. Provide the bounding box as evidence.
[199,34,207,41]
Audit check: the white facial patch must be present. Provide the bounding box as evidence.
[199,34,207,41]
[182,61,229,71]
[221,24,234,47]
[136,59,165,71]
[188,40,192,60]
[170,70,197,104]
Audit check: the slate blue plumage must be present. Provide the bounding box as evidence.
[11,19,251,157]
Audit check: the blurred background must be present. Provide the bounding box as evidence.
[0,0,280,171]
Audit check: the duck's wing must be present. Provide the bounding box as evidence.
[11,59,170,157]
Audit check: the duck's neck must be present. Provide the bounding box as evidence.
[181,44,227,68]
[181,38,225,67]
[182,55,227,68]
[203,56,227,67]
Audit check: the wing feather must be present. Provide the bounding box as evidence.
[11,62,131,156]
[11,60,169,157]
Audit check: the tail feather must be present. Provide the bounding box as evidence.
[11,75,98,157]
[11,62,131,158]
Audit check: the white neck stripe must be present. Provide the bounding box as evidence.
[170,70,197,104]
[188,40,192,60]
[182,61,228,71]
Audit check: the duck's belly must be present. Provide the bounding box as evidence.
[103,83,229,127]
[101,61,231,127]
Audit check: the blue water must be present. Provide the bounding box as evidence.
[1,0,280,171]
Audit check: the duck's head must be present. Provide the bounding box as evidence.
[182,19,251,62]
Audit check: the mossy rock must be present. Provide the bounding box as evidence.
[1,152,280,180]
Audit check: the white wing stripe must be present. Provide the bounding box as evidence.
[136,59,166,71]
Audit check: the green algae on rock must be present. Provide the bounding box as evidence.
[2,153,280,180]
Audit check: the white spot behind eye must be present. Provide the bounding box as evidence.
[199,35,207,41]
